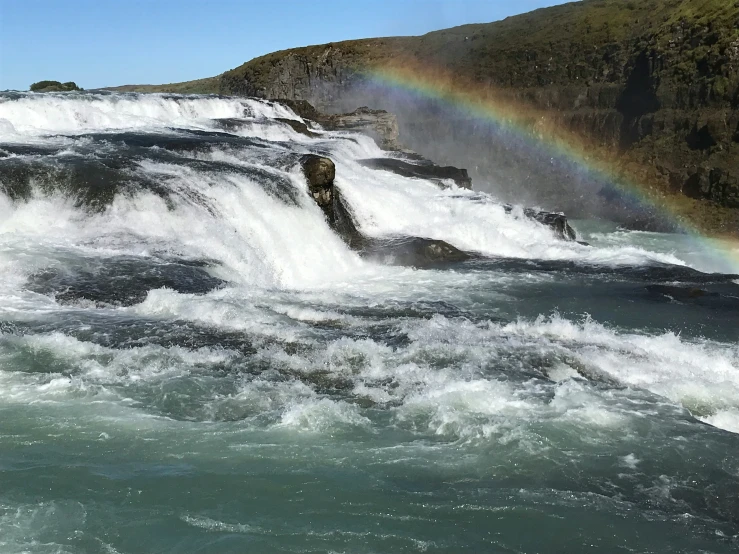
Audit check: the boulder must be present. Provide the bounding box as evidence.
[359,236,474,267]
[523,208,577,241]
[300,154,335,188]
[300,154,335,220]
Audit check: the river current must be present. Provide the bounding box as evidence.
[1,92,738,553]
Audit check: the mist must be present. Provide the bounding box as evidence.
[307,79,675,232]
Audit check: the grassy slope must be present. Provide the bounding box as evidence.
[103,76,221,94]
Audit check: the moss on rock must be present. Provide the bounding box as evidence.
[30,80,82,92]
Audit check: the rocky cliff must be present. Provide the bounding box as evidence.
[214,0,739,233]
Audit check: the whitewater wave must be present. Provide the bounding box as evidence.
[0,92,300,137]
[3,302,738,434]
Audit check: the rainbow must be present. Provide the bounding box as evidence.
[362,60,739,272]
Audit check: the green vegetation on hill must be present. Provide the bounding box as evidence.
[30,80,82,92]
[103,76,220,94]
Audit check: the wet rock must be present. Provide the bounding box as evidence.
[504,205,577,240]
[359,236,474,267]
[300,154,335,188]
[330,190,475,266]
[300,154,336,221]
[359,158,472,189]
[26,256,225,307]
[300,154,475,266]
[525,209,577,241]
[212,118,247,132]
[0,155,163,211]
[276,117,318,137]
[299,152,362,245]
[271,99,323,121]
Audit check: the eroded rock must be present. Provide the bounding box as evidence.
[300,154,476,266]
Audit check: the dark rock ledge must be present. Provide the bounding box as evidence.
[299,152,579,267]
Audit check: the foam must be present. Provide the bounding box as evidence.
[0,93,299,137]
[0,500,86,554]
[0,160,368,290]
[0,331,237,406]
[276,397,373,433]
[180,514,257,534]
[399,314,739,433]
[700,409,739,434]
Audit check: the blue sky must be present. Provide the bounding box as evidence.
[0,0,571,91]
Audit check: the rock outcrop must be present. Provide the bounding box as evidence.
[277,118,318,137]
[278,100,401,150]
[299,152,477,265]
[322,107,400,151]
[299,151,578,266]
[30,80,82,92]
[300,154,335,221]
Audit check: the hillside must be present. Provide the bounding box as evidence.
[104,76,220,94]
[112,0,739,233]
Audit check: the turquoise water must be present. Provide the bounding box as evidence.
[1,92,738,553]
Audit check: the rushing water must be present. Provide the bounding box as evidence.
[1,92,739,553]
